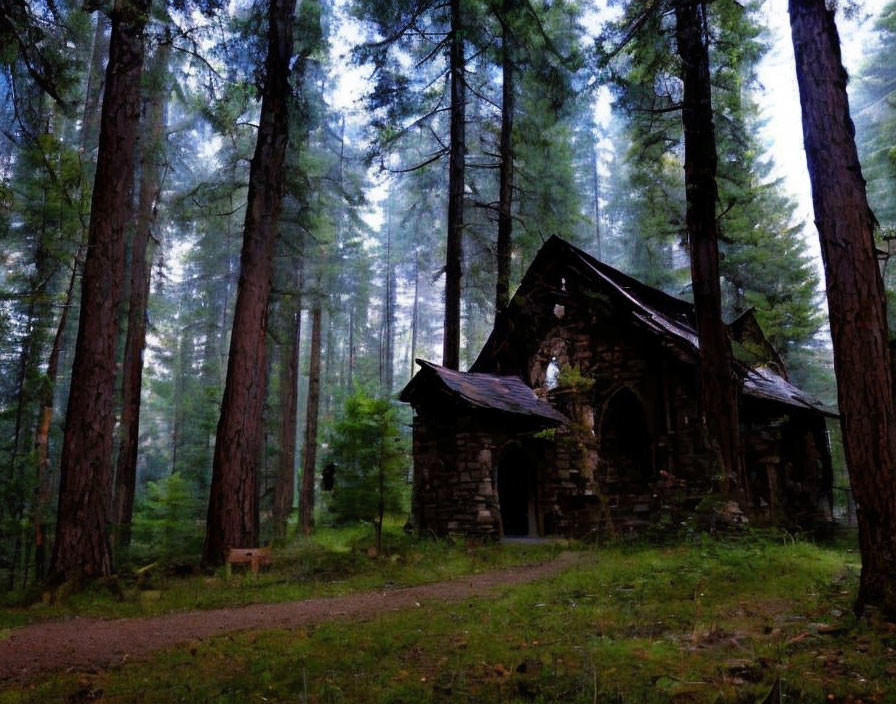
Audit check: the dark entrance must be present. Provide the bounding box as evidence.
[599,388,653,483]
[497,443,537,536]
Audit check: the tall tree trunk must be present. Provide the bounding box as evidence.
[33,12,108,578]
[382,220,395,395]
[202,0,297,566]
[170,307,186,475]
[112,39,170,552]
[409,248,419,382]
[347,303,355,390]
[443,0,466,370]
[674,0,745,499]
[789,0,896,615]
[324,310,334,416]
[9,171,54,588]
[33,253,80,581]
[272,284,301,541]
[80,14,110,160]
[298,301,322,535]
[495,0,515,315]
[591,140,602,260]
[49,0,150,582]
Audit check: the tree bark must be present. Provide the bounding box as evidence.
[674,0,745,498]
[203,0,297,566]
[49,0,150,582]
[347,303,355,390]
[33,11,108,584]
[33,253,79,581]
[112,39,170,552]
[382,220,396,395]
[409,248,419,382]
[443,0,465,370]
[272,269,302,541]
[591,140,602,260]
[495,0,515,315]
[10,162,54,587]
[298,301,322,535]
[789,0,896,615]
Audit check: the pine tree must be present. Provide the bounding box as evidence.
[113,33,172,552]
[355,0,475,370]
[789,0,896,616]
[603,0,821,361]
[51,0,152,581]
[326,391,407,553]
[203,0,298,566]
[853,3,896,335]
[853,2,896,230]
[674,0,744,496]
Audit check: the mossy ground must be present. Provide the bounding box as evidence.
[0,520,563,630]
[3,530,894,703]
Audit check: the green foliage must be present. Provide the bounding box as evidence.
[355,0,592,370]
[9,537,882,704]
[854,2,896,229]
[854,3,896,339]
[602,2,689,292]
[0,521,560,629]
[130,474,203,563]
[603,0,823,371]
[556,364,595,392]
[325,391,409,527]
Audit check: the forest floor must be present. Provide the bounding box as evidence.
[3,531,896,703]
[0,551,581,683]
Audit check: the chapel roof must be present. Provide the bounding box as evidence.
[405,236,835,419]
[398,359,567,426]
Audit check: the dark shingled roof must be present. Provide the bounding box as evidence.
[399,359,567,426]
[742,366,835,416]
[405,237,835,420]
[540,237,837,417]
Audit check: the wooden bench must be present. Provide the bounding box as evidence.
[225,546,272,576]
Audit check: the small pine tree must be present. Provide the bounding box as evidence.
[326,391,408,554]
[131,473,203,563]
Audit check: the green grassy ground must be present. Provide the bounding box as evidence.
[0,521,564,630]
[5,531,894,703]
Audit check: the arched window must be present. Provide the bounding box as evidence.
[599,388,653,483]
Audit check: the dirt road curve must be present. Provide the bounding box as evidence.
[0,552,579,683]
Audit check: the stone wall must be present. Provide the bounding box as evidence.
[742,404,834,529]
[518,292,713,536]
[409,264,832,539]
[411,410,505,537]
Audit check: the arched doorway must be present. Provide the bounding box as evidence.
[497,443,537,537]
[599,388,653,483]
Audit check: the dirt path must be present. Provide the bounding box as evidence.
[0,552,581,683]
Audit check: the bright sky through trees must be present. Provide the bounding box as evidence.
[320,0,886,247]
[758,0,886,241]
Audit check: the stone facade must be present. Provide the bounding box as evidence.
[402,237,835,539]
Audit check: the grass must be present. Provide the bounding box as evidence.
[5,531,894,703]
[0,519,564,630]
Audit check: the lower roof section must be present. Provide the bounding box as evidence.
[399,359,567,427]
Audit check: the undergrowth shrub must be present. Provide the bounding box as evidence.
[129,473,203,563]
[324,391,409,551]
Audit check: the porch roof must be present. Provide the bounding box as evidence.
[399,359,567,427]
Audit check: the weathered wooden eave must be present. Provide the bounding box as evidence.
[400,359,567,428]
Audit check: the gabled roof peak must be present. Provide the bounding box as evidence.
[471,236,835,417]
